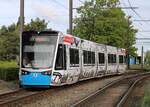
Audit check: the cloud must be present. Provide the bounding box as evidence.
[31,0,69,26]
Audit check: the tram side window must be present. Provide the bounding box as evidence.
[99,53,105,64]
[119,55,124,64]
[55,44,66,70]
[108,54,112,63]
[108,54,116,64]
[91,52,95,64]
[124,56,126,64]
[70,48,79,66]
[113,54,116,63]
[83,50,95,65]
[83,50,88,64]
[88,51,92,64]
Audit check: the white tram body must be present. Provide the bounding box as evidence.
[19,31,126,87]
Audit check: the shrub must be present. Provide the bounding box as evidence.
[0,61,19,81]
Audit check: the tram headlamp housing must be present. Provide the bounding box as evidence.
[21,70,30,75]
[41,70,52,76]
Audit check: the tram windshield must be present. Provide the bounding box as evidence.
[22,34,58,69]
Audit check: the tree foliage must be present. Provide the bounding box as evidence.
[0,18,50,61]
[24,18,50,31]
[145,51,150,64]
[73,0,137,56]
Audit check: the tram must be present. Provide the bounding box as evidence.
[19,31,126,87]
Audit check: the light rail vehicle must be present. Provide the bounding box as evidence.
[19,31,126,88]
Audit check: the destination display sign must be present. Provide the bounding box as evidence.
[30,36,51,42]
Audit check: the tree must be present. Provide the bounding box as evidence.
[0,24,19,61]
[145,51,150,65]
[0,18,50,61]
[24,18,50,31]
[73,0,137,56]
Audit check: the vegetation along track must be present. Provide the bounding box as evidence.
[71,72,150,107]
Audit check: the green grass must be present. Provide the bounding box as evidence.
[0,61,18,68]
[130,65,150,71]
[0,61,19,81]
[140,83,150,107]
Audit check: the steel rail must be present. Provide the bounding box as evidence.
[0,74,121,106]
[0,89,24,99]
[0,91,42,106]
[116,75,150,107]
[70,72,150,107]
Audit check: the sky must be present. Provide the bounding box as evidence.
[0,0,150,52]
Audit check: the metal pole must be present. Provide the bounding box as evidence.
[127,17,130,69]
[20,0,24,68]
[141,46,144,69]
[69,0,73,35]
[20,0,24,33]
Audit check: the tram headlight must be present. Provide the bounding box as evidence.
[21,70,30,75]
[41,71,52,76]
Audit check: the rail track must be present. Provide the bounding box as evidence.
[0,89,41,107]
[0,70,149,107]
[71,72,150,107]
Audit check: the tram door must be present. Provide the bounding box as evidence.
[96,45,107,77]
[66,47,80,84]
[54,44,67,84]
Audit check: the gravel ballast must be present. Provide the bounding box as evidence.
[0,80,19,94]
[23,76,123,107]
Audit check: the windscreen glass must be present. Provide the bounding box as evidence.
[22,34,58,69]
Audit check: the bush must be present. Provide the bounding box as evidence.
[0,61,19,81]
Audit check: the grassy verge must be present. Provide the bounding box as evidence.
[0,61,19,81]
[129,65,150,71]
[140,83,150,107]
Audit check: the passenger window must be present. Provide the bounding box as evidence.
[124,55,126,64]
[55,44,66,70]
[83,50,95,65]
[91,52,95,64]
[119,55,124,64]
[83,50,88,64]
[99,53,105,64]
[108,54,116,64]
[113,54,116,63]
[70,48,79,66]
[88,51,92,64]
[108,54,112,64]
